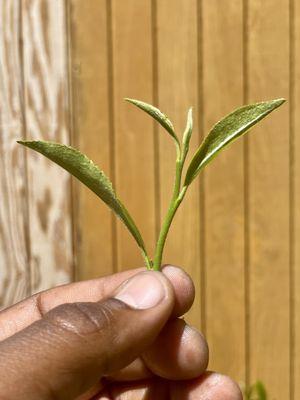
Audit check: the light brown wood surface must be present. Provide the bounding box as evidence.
[155,0,202,331]
[22,0,73,292]
[202,0,245,383]
[0,0,299,396]
[110,0,156,272]
[68,0,114,280]
[247,1,290,398]
[293,1,300,398]
[0,0,29,305]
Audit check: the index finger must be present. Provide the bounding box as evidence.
[0,265,194,341]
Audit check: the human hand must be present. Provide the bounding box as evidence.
[0,265,242,399]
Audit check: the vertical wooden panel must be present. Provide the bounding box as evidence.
[293,0,300,398]
[202,0,245,382]
[69,0,113,280]
[1,1,299,392]
[0,0,29,307]
[111,1,156,270]
[156,0,201,328]
[247,0,290,397]
[22,0,73,292]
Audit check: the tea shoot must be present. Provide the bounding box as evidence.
[18,97,285,271]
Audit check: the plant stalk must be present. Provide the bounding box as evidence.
[143,252,153,269]
[153,143,187,270]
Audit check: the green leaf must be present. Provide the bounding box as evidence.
[244,381,267,400]
[253,381,267,400]
[17,140,147,257]
[125,98,180,145]
[248,381,267,400]
[184,98,285,185]
[182,107,193,158]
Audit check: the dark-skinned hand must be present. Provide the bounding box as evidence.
[0,265,242,399]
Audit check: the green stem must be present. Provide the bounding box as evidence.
[153,143,187,270]
[142,252,153,269]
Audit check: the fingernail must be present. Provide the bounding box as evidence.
[114,272,166,309]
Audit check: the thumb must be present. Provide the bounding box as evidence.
[0,271,174,400]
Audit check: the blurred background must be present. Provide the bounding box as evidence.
[0,0,299,398]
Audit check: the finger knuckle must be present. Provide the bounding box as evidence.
[43,299,124,339]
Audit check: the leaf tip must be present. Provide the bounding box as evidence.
[17,140,38,147]
[17,140,32,147]
[124,97,136,105]
[271,97,286,107]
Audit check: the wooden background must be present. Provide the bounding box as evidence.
[0,0,299,398]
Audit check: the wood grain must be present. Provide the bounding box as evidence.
[293,0,300,398]
[2,1,300,394]
[110,0,156,271]
[155,0,202,329]
[21,0,73,292]
[247,0,290,397]
[202,0,245,382]
[68,0,114,280]
[0,0,29,307]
